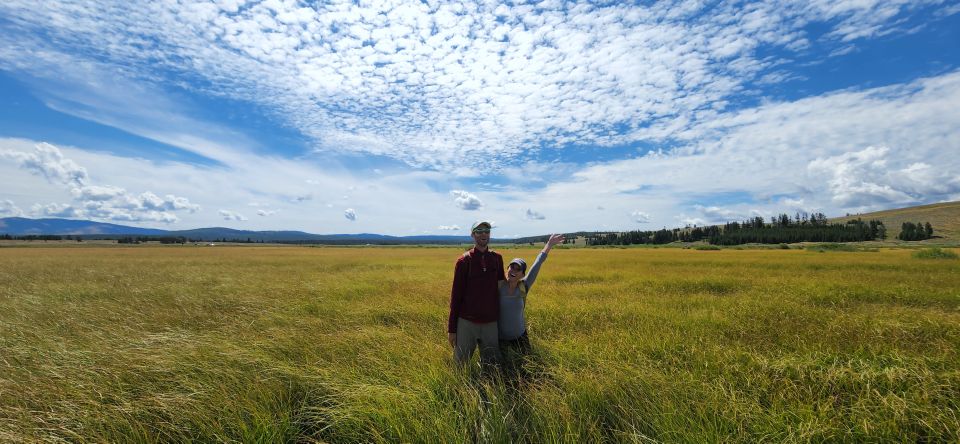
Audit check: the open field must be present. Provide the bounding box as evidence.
[1,245,958,442]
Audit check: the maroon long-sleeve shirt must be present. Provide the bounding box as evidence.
[447,247,505,333]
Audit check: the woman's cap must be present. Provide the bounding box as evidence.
[509,258,527,273]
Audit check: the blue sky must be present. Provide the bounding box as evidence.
[1,0,959,237]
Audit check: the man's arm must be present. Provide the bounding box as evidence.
[447,258,467,337]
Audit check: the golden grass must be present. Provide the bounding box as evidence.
[1,245,958,442]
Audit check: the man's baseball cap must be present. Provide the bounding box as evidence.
[509,257,527,273]
[471,221,492,232]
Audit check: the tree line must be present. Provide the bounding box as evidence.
[707,214,886,245]
[117,236,197,244]
[581,212,937,246]
[0,234,71,241]
[897,222,934,241]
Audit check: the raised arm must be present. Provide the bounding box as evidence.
[524,234,564,291]
[542,233,564,255]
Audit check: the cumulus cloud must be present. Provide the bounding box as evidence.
[126,191,200,212]
[71,185,125,201]
[451,190,483,211]
[2,143,198,223]
[2,142,87,186]
[218,210,246,221]
[632,211,652,223]
[31,202,81,218]
[256,209,276,217]
[0,200,24,217]
[676,215,708,227]
[525,209,546,220]
[344,208,357,221]
[780,198,807,211]
[693,205,746,223]
[808,146,917,208]
[437,225,460,231]
[0,1,946,169]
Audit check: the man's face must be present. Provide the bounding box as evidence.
[471,227,490,247]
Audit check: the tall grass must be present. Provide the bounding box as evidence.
[1,246,958,442]
[913,247,959,259]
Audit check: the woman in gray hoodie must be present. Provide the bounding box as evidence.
[498,233,564,368]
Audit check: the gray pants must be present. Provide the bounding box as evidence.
[454,318,501,366]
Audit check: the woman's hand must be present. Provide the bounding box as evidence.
[544,233,565,253]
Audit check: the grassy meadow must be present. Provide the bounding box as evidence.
[1,245,958,442]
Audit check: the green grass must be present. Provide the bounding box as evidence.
[1,246,959,442]
[806,243,862,252]
[913,247,959,260]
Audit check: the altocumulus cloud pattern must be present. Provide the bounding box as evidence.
[0,0,949,170]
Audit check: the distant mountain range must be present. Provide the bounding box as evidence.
[0,217,476,244]
[4,200,957,244]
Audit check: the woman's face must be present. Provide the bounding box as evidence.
[507,263,523,281]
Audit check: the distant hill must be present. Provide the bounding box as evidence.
[0,217,475,244]
[831,201,960,241]
[0,217,168,235]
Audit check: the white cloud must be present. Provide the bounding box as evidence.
[437,225,460,231]
[0,1,947,169]
[525,209,546,220]
[218,210,247,221]
[676,215,708,227]
[632,211,651,223]
[72,185,125,201]
[2,142,87,186]
[3,142,198,223]
[256,209,276,217]
[780,198,806,211]
[806,145,960,211]
[344,208,357,221]
[31,202,81,218]
[451,190,483,211]
[0,200,25,217]
[807,146,917,208]
[693,205,746,223]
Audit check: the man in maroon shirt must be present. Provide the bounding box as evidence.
[447,221,505,367]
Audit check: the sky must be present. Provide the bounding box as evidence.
[1,0,959,237]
